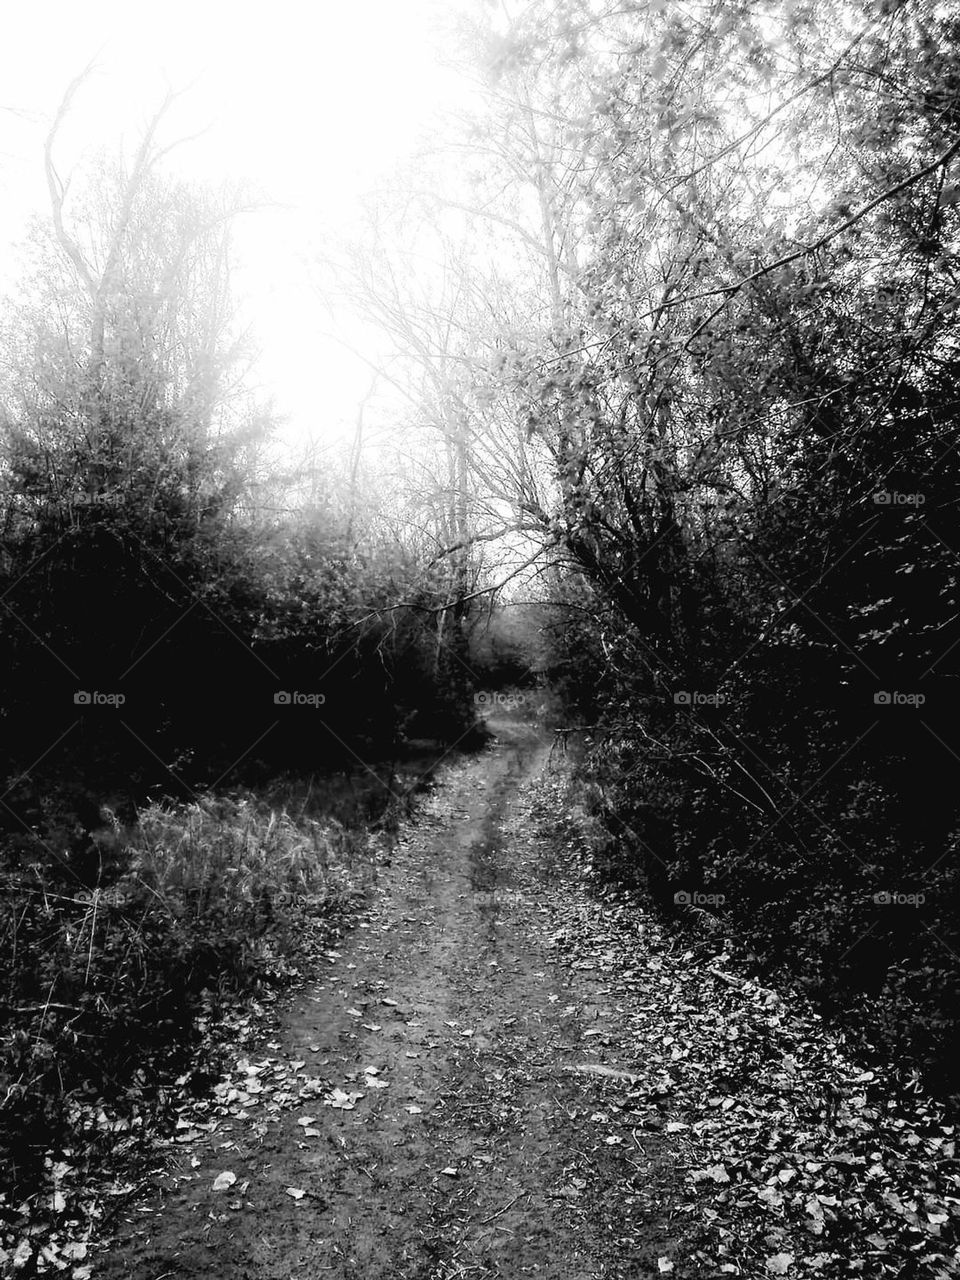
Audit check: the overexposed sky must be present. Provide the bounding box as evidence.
[0,0,477,446]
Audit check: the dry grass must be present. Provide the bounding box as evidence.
[130,795,357,921]
[0,789,374,1219]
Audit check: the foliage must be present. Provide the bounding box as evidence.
[0,791,368,1223]
[0,139,487,825]
[422,0,960,1109]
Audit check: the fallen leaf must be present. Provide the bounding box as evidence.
[324,1088,362,1110]
[766,1254,794,1275]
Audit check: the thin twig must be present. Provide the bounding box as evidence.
[9,1003,80,1015]
[479,1192,523,1224]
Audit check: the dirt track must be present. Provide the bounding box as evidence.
[97,718,684,1279]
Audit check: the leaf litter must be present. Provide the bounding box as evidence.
[520,766,960,1279]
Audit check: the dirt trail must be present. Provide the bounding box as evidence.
[98,719,684,1279]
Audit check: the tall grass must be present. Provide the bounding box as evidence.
[0,790,370,1227]
[130,797,351,954]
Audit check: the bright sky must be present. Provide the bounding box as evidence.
[0,0,475,448]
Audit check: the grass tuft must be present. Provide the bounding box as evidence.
[0,790,368,1232]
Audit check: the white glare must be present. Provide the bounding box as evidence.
[0,0,474,445]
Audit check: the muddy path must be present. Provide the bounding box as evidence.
[98,718,685,1279]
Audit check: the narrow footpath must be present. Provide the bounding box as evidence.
[97,719,960,1280]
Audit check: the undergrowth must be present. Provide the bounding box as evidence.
[560,729,960,1118]
[0,789,373,1261]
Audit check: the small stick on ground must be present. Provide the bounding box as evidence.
[479,1192,523,1224]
